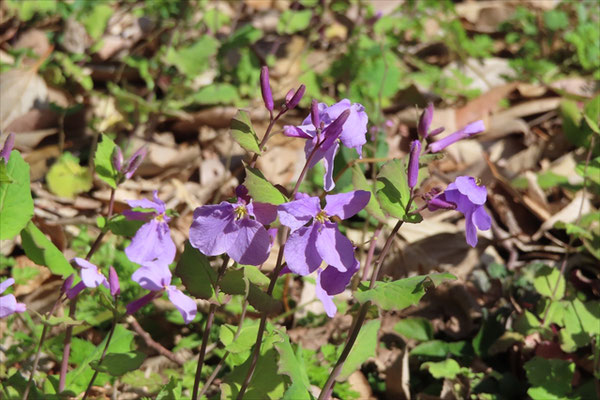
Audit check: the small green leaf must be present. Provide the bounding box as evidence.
[375,159,412,219]
[81,3,113,40]
[46,152,93,199]
[94,134,119,189]
[175,241,216,300]
[90,351,146,376]
[155,376,182,400]
[277,10,313,34]
[230,110,261,154]
[193,83,239,105]
[394,317,433,341]
[354,273,456,311]
[0,162,13,183]
[524,357,574,399]
[244,167,287,205]
[421,359,463,379]
[0,151,34,239]
[274,331,312,400]
[44,315,84,327]
[221,268,281,314]
[351,165,386,222]
[533,265,565,300]
[239,264,270,288]
[21,221,74,277]
[338,319,380,381]
[107,214,145,237]
[165,36,220,78]
[219,321,260,354]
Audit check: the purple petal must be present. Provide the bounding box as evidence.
[286,84,305,109]
[322,100,368,157]
[122,210,154,221]
[81,266,107,288]
[132,264,171,291]
[464,210,479,247]
[316,271,337,318]
[278,196,321,231]
[454,176,487,205]
[189,202,238,256]
[320,258,359,295]
[66,281,86,299]
[311,99,320,128]
[126,198,161,211]
[427,196,457,211]
[324,190,370,220]
[73,257,96,270]
[235,185,251,203]
[0,133,15,164]
[126,292,159,315]
[61,274,75,295]
[109,266,120,296]
[473,206,491,231]
[0,278,15,294]
[227,218,272,266]
[166,286,197,324]
[283,124,315,139]
[0,294,18,318]
[247,202,278,225]
[126,219,176,265]
[315,222,356,273]
[320,110,350,151]
[284,225,322,276]
[428,120,485,153]
[407,140,421,188]
[321,140,339,192]
[124,146,147,179]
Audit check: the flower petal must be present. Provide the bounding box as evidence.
[0,294,18,318]
[227,218,272,266]
[81,265,107,288]
[284,225,322,276]
[132,264,171,291]
[0,278,15,294]
[189,202,238,256]
[316,271,337,318]
[321,141,340,192]
[166,286,197,324]
[247,201,278,225]
[473,206,491,231]
[324,190,370,220]
[126,292,158,315]
[455,176,487,205]
[464,210,479,247]
[315,222,356,273]
[278,196,321,231]
[283,124,314,139]
[320,258,360,295]
[125,219,176,265]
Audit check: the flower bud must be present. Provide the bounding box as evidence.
[124,146,147,179]
[112,147,123,172]
[427,197,457,211]
[418,103,433,138]
[61,274,75,295]
[321,109,350,149]
[109,266,120,297]
[311,99,320,129]
[285,89,295,103]
[0,133,15,164]
[407,140,421,189]
[286,84,305,110]
[428,120,485,153]
[260,66,274,112]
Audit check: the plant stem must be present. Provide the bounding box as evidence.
[22,294,64,400]
[191,256,230,400]
[82,298,119,400]
[362,223,383,281]
[249,110,284,168]
[318,218,405,400]
[128,316,184,366]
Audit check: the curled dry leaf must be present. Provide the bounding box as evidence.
[0,67,48,131]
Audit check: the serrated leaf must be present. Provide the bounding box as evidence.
[0,151,34,239]
[273,331,312,400]
[156,376,182,400]
[46,152,93,199]
[524,357,574,399]
[394,317,433,341]
[94,134,118,188]
[351,165,386,222]
[244,167,287,205]
[421,359,463,379]
[221,268,281,314]
[175,241,216,300]
[20,221,74,277]
[338,319,380,381]
[230,110,261,154]
[354,273,456,311]
[219,321,260,354]
[533,265,564,300]
[90,351,145,376]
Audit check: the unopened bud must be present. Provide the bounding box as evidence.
[260,66,274,112]
[112,147,123,172]
[286,84,305,109]
[407,140,421,189]
[124,146,147,179]
[0,133,15,164]
[311,100,320,128]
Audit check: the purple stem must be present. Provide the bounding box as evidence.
[249,109,285,168]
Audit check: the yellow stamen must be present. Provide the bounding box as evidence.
[234,205,248,220]
[315,210,328,223]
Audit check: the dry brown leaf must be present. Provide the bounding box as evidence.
[347,371,375,400]
[455,82,518,128]
[0,67,49,131]
[13,29,51,61]
[533,191,592,240]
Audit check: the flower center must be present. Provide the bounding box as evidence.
[315,210,328,223]
[156,213,165,222]
[234,205,248,220]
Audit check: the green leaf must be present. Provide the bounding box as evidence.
[543,10,568,31]
[165,36,220,78]
[421,359,463,379]
[94,134,119,189]
[554,220,593,240]
[81,3,113,40]
[338,319,380,381]
[560,299,600,351]
[576,156,600,185]
[230,110,261,154]
[375,159,411,219]
[354,273,457,311]
[244,167,287,205]
[221,268,281,314]
[44,315,84,327]
[524,357,574,399]
[175,241,216,299]
[0,151,34,239]
[561,100,592,148]
[277,10,313,34]
[90,351,145,376]
[0,162,13,183]
[394,317,433,341]
[20,221,74,277]
[46,152,93,199]
[219,321,260,355]
[107,214,145,237]
[273,331,312,400]
[239,264,270,288]
[193,83,239,105]
[513,310,541,335]
[351,165,386,222]
[533,265,565,300]
[155,376,182,400]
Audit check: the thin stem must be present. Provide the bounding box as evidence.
[58,300,77,392]
[82,298,119,400]
[249,110,284,168]
[192,256,230,400]
[128,316,184,366]
[362,223,383,281]
[22,294,64,400]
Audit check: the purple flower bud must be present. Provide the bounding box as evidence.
[260,66,274,112]
[286,84,305,110]
[427,197,456,210]
[124,146,147,179]
[418,103,433,138]
[311,99,320,129]
[61,274,75,295]
[112,147,123,172]
[428,127,445,137]
[0,133,15,164]
[285,89,295,103]
[66,281,86,299]
[428,120,485,153]
[126,292,158,315]
[109,266,120,297]
[321,109,350,150]
[407,140,421,189]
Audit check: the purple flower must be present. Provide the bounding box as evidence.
[408,140,421,189]
[278,190,369,278]
[127,264,197,324]
[427,176,491,247]
[284,101,362,190]
[0,133,15,164]
[66,258,109,299]
[428,120,485,153]
[124,191,176,267]
[189,187,277,265]
[260,66,274,112]
[0,278,26,318]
